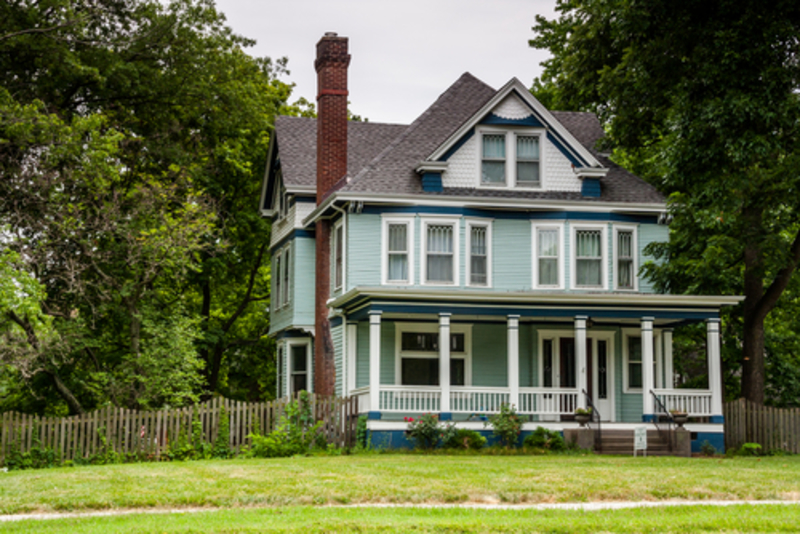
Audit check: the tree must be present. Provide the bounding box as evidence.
[531,0,800,404]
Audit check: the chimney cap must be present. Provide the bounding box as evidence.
[324,32,338,37]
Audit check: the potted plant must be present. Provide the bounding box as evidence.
[670,409,688,427]
[574,407,592,427]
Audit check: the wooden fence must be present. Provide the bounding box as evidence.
[0,393,358,464]
[724,398,800,454]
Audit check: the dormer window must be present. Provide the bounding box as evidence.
[274,178,289,222]
[478,129,543,188]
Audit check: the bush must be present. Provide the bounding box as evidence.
[700,440,717,457]
[405,413,452,450]
[442,429,486,450]
[738,442,763,456]
[245,392,325,458]
[523,427,567,452]
[486,404,522,448]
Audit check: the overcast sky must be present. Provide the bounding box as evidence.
[212,0,557,125]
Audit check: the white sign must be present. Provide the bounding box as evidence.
[634,426,648,454]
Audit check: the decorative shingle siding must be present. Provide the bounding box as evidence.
[492,94,532,120]
[442,135,477,188]
[543,138,582,192]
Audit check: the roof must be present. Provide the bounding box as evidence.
[271,74,665,205]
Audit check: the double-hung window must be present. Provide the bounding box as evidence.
[466,220,492,287]
[573,226,606,289]
[481,134,506,184]
[533,224,563,288]
[479,130,543,188]
[516,135,540,187]
[289,341,311,393]
[332,222,343,291]
[423,219,460,285]
[614,226,637,290]
[396,323,472,387]
[382,217,413,285]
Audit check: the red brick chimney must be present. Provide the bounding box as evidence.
[314,33,349,396]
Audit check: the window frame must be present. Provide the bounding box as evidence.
[332,219,344,292]
[466,218,493,288]
[532,222,564,289]
[286,338,313,394]
[421,217,461,287]
[394,322,473,387]
[282,245,291,307]
[476,127,545,190]
[274,250,283,310]
[381,215,415,285]
[570,223,608,290]
[273,177,289,223]
[613,225,638,291]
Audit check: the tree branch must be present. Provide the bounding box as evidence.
[756,226,800,322]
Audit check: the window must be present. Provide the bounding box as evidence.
[382,217,413,284]
[282,247,290,306]
[422,219,460,285]
[572,225,606,289]
[395,324,472,387]
[542,339,553,388]
[627,336,642,389]
[467,220,492,287]
[478,130,543,188]
[274,177,289,222]
[615,227,637,290]
[516,136,540,186]
[482,134,506,184]
[332,222,343,291]
[533,224,562,288]
[275,252,282,309]
[290,343,310,393]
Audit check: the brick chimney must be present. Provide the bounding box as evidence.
[314,33,349,396]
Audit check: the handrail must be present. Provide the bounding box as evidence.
[581,389,602,453]
[650,389,674,452]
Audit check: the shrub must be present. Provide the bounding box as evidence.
[523,427,567,452]
[486,404,522,448]
[245,392,325,458]
[738,442,762,456]
[700,440,717,457]
[405,413,452,450]
[442,429,486,450]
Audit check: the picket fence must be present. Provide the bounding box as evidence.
[0,393,358,464]
[724,398,800,454]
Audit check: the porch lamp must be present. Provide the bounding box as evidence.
[585,318,594,329]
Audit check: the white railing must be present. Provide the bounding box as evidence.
[379,386,441,413]
[519,387,580,415]
[350,387,371,414]
[450,387,510,413]
[653,388,712,416]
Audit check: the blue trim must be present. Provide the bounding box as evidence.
[295,195,317,203]
[546,132,586,168]
[439,412,453,421]
[360,205,658,224]
[581,178,601,198]
[368,428,530,450]
[274,329,312,340]
[367,411,382,421]
[270,229,316,253]
[692,432,725,454]
[642,414,655,423]
[440,128,475,162]
[480,113,545,128]
[710,415,725,424]
[329,317,343,328]
[421,172,444,193]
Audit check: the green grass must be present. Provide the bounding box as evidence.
[1,454,799,515]
[3,504,800,533]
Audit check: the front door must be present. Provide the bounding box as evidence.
[554,337,612,421]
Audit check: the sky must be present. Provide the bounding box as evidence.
[212,0,558,125]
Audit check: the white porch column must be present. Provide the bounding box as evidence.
[707,318,723,420]
[642,316,655,420]
[507,315,520,409]
[439,313,452,414]
[369,311,382,413]
[575,316,588,410]
[663,329,674,389]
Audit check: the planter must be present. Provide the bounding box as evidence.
[672,413,688,427]
[575,413,592,427]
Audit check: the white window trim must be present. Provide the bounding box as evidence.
[381,215,415,285]
[281,244,291,307]
[421,216,461,286]
[570,222,608,290]
[287,337,313,394]
[532,222,565,290]
[274,249,283,310]
[466,218,493,288]
[613,225,639,291]
[332,219,344,292]
[394,322,473,386]
[273,178,289,223]
[346,323,357,395]
[622,327,660,394]
[476,127,546,190]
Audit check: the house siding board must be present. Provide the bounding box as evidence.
[472,323,508,387]
[519,323,534,387]
[269,241,293,335]
[381,321,396,385]
[356,321,370,388]
[332,322,343,396]
[494,219,532,291]
[637,223,668,293]
[292,236,316,327]
[347,213,381,290]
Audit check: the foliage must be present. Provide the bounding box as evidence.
[245,392,326,458]
[212,406,233,459]
[404,413,454,450]
[2,423,58,471]
[523,427,567,453]
[485,404,522,448]
[574,407,592,416]
[530,0,800,405]
[441,429,486,451]
[700,441,718,457]
[355,415,369,451]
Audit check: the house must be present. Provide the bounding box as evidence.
[259,33,740,453]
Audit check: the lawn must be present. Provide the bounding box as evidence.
[1,454,799,515]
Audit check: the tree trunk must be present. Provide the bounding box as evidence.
[46,370,85,415]
[741,206,766,404]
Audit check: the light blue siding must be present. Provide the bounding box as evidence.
[292,237,316,326]
[637,224,668,293]
[472,323,507,387]
[347,213,381,290]
[493,220,532,290]
[332,322,343,396]
[356,321,369,388]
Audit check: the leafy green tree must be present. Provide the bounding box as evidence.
[531,0,800,404]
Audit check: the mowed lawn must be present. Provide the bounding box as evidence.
[2,454,800,515]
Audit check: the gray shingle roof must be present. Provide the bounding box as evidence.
[272,75,665,205]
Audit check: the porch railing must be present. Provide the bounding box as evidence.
[379,386,440,413]
[450,387,509,413]
[582,389,602,453]
[652,388,712,416]
[351,387,371,414]
[650,389,675,452]
[519,388,579,415]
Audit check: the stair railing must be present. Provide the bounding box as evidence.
[650,390,674,452]
[581,389,602,453]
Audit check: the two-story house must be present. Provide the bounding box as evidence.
[260,33,739,452]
